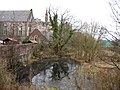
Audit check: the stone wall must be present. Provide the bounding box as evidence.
[0,44,34,62]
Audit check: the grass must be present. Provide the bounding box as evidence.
[0,58,16,90]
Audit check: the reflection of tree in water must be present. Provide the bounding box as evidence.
[51,61,69,80]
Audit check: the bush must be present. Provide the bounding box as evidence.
[22,37,29,44]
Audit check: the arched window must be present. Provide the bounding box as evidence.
[34,35,38,40]
[3,23,7,35]
[19,25,22,36]
[30,36,34,40]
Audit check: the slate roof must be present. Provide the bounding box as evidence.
[0,10,33,21]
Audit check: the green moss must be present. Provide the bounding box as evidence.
[22,37,29,44]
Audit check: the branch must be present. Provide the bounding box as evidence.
[109,2,120,23]
[111,58,120,70]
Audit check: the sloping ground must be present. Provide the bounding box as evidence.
[91,61,120,68]
[75,62,120,90]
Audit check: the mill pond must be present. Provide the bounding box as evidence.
[32,58,79,90]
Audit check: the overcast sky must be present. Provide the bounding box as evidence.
[0,0,113,27]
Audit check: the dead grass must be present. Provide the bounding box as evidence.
[75,62,120,90]
[0,58,16,90]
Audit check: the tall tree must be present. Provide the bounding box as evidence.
[48,7,83,55]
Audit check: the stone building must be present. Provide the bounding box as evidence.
[31,18,47,33]
[29,29,47,43]
[0,9,34,41]
[31,9,52,41]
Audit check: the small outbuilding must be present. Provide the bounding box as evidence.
[3,38,18,45]
[29,29,47,44]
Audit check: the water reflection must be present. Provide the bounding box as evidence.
[32,59,79,90]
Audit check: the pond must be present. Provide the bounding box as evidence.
[32,58,80,90]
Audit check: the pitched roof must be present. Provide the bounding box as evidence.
[28,40,38,44]
[30,29,43,37]
[29,29,47,41]
[3,37,18,42]
[0,9,33,21]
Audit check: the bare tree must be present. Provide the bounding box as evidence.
[69,22,106,62]
[101,0,120,70]
[48,7,84,55]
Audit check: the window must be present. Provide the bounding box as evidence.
[3,24,7,35]
[30,36,33,40]
[34,35,38,40]
[19,26,22,36]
